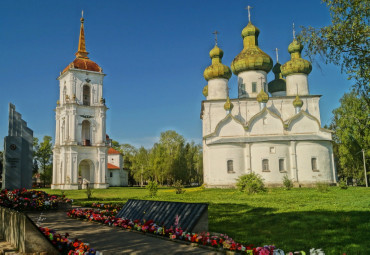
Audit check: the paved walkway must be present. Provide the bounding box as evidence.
[27,210,221,255]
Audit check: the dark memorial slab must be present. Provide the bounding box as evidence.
[116,199,208,232]
[2,103,33,189]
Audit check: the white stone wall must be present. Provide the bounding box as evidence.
[207,78,228,100]
[237,70,268,98]
[286,74,309,96]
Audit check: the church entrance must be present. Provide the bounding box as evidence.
[79,159,94,189]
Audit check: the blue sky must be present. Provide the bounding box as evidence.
[0,0,352,148]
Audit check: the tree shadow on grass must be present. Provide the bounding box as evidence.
[209,203,370,254]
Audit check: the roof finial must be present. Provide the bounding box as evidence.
[293,22,296,40]
[274,48,279,63]
[246,5,253,22]
[75,11,89,59]
[212,30,219,46]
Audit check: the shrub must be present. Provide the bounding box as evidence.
[282,175,293,190]
[173,180,186,194]
[339,179,348,189]
[236,173,266,194]
[316,181,329,192]
[85,184,93,199]
[147,180,158,197]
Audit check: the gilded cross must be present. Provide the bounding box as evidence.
[245,5,253,22]
[81,10,84,18]
[212,30,219,46]
[293,22,296,40]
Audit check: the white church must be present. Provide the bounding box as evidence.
[201,15,337,187]
[52,14,111,190]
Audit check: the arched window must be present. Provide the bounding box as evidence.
[83,85,90,106]
[81,120,91,146]
[227,160,234,173]
[262,159,269,171]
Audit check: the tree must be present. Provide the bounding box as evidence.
[330,90,369,183]
[0,151,3,180]
[120,143,138,186]
[131,146,150,186]
[299,0,370,99]
[34,136,53,186]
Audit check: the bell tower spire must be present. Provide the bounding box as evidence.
[75,10,89,59]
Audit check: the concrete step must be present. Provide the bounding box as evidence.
[0,240,19,255]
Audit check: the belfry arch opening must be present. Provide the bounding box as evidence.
[83,85,90,106]
[79,159,94,189]
[81,120,91,146]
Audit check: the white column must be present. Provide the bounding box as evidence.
[55,114,60,146]
[246,143,252,173]
[71,109,76,142]
[290,141,298,182]
[66,111,70,142]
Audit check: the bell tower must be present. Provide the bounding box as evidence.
[52,12,109,190]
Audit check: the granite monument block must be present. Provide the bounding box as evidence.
[2,103,33,189]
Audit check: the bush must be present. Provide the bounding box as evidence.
[173,180,186,194]
[236,173,266,194]
[85,184,93,199]
[147,180,158,197]
[316,181,329,192]
[282,175,293,190]
[339,179,348,189]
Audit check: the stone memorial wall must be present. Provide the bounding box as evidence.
[2,103,33,189]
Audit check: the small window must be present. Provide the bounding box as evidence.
[252,82,257,93]
[262,159,269,171]
[311,157,318,171]
[110,172,113,178]
[279,159,285,172]
[263,82,267,92]
[240,83,246,96]
[269,147,275,154]
[227,160,234,173]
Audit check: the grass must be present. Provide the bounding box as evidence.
[41,186,370,254]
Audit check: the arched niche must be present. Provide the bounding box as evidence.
[81,120,91,146]
[83,85,91,106]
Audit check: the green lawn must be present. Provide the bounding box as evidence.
[41,186,370,254]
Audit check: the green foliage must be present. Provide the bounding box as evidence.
[33,136,53,186]
[173,180,185,194]
[299,0,370,97]
[85,184,93,199]
[112,130,203,186]
[236,173,266,194]
[329,91,369,182]
[315,182,329,192]
[146,180,158,197]
[41,186,370,253]
[282,175,293,190]
[339,179,348,190]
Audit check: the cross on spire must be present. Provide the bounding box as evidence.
[245,5,253,22]
[259,76,265,91]
[293,22,296,40]
[212,30,219,46]
[274,48,279,63]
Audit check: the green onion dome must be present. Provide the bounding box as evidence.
[257,89,269,103]
[202,85,208,97]
[224,97,234,111]
[231,22,273,75]
[203,45,232,81]
[281,39,312,76]
[293,95,304,108]
[268,62,286,93]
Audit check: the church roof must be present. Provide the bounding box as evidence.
[203,45,232,81]
[107,163,120,170]
[62,13,102,74]
[108,147,121,154]
[231,22,273,75]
